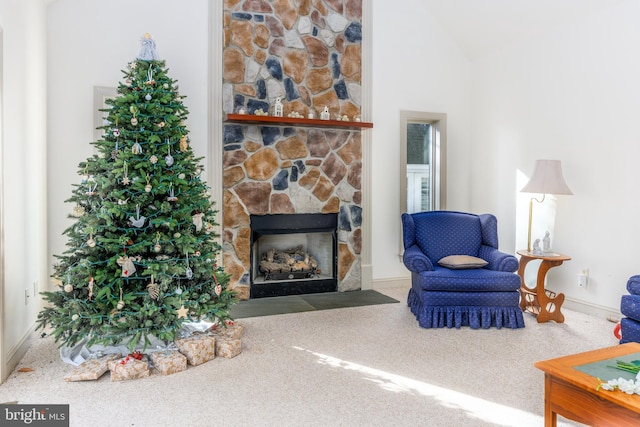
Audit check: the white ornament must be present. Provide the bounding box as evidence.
[149,155,158,164]
[117,255,136,277]
[320,106,330,120]
[128,204,147,228]
[64,284,73,293]
[192,212,204,232]
[273,96,284,117]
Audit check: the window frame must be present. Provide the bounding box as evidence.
[400,110,447,216]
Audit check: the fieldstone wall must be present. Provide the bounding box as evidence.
[222,0,363,299]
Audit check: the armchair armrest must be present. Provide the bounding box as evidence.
[479,245,518,272]
[403,244,434,273]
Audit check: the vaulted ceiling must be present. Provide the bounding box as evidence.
[419,0,633,60]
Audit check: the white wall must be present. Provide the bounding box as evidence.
[370,1,473,282]
[0,0,48,381]
[47,0,210,283]
[471,0,640,313]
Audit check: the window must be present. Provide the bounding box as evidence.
[400,111,446,214]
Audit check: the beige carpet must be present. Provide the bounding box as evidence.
[0,286,620,426]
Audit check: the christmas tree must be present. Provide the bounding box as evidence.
[37,34,235,351]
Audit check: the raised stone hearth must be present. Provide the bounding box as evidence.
[223,0,364,299]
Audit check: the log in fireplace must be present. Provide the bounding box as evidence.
[250,213,338,298]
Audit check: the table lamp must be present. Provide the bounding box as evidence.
[520,159,572,253]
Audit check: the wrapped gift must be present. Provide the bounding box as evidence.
[175,334,216,366]
[108,355,150,381]
[150,350,187,375]
[215,338,242,359]
[63,354,121,382]
[217,323,244,340]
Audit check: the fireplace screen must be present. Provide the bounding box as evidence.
[250,214,337,298]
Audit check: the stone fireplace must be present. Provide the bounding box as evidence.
[222,0,365,299]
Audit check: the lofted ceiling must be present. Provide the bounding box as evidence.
[419,0,633,60]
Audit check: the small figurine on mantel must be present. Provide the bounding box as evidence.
[543,231,551,253]
[320,106,330,120]
[532,239,542,255]
[273,97,283,117]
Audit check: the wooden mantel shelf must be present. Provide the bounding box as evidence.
[225,113,373,130]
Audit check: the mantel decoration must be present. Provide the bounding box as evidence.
[37,34,237,356]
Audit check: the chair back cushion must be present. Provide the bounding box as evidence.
[410,211,483,264]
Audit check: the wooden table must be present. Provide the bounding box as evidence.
[517,250,571,323]
[535,343,640,426]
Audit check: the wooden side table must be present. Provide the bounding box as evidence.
[517,250,571,323]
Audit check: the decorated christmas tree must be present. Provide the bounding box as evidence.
[38,34,235,352]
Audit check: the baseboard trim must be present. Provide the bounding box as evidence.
[372,276,410,289]
[563,297,622,323]
[3,324,36,382]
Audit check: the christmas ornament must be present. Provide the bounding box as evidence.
[179,136,188,152]
[145,66,155,85]
[116,288,125,310]
[147,276,159,300]
[88,276,94,300]
[113,128,120,137]
[145,174,152,193]
[116,255,136,277]
[85,183,97,196]
[185,253,193,279]
[192,212,203,232]
[117,198,128,205]
[145,94,152,101]
[178,173,185,180]
[111,141,119,160]
[72,205,85,217]
[215,284,222,296]
[167,185,178,202]
[64,284,73,293]
[163,83,169,89]
[165,143,174,167]
[176,305,188,319]
[158,121,165,128]
[122,162,130,185]
[128,204,147,228]
[149,155,158,164]
[131,117,138,126]
[86,232,96,248]
[72,314,79,321]
[154,232,162,253]
[132,141,143,154]
[175,287,183,295]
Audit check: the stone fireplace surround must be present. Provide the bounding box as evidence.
[222,0,365,299]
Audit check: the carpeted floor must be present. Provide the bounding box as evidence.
[0,286,621,427]
[231,289,399,318]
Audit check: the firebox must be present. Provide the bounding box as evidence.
[250,213,338,298]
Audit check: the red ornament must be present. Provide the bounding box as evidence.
[128,351,143,360]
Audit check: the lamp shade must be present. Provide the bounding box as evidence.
[520,159,573,195]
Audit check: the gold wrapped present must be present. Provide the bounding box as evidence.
[175,334,216,366]
[215,338,242,359]
[108,355,150,381]
[216,323,244,340]
[150,350,187,375]
[63,354,121,382]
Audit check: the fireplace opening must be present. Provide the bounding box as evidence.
[250,213,338,298]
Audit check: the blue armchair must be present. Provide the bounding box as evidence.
[402,210,525,329]
[620,275,640,343]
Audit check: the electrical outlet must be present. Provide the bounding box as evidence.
[578,269,589,288]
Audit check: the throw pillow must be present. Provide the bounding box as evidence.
[438,255,488,270]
